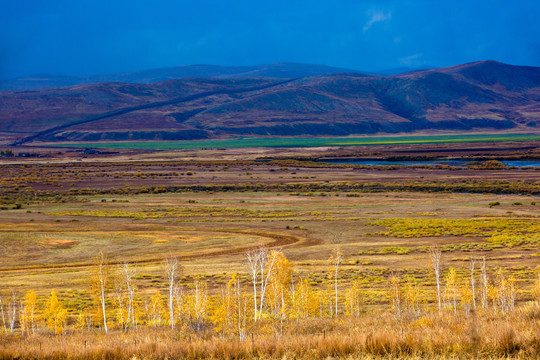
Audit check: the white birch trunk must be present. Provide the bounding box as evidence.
[430,246,442,312]
[164,257,178,329]
[470,257,476,310]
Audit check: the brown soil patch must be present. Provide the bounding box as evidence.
[39,239,78,249]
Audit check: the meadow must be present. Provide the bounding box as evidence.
[39,133,540,150]
[0,149,539,359]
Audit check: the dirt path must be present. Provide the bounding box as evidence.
[0,229,305,273]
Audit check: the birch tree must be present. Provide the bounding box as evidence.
[91,251,110,333]
[390,275,402,320]
[0,292,7,334]
[148,290,166,327]
[246,247,280,321]
[213,281,232,337]
[164,256,179,329]
[534,267,540,306]
[403,277,421,316]
[173,285,185,328]
[119,261,137,329]
[330,246,343,316]
[7,292,16,333]
[246,249,261,321]
[495,268,515,314]
[44,290,67,335]
[18,299,24,335]
[480,257,489,308]
[445,267,459,314]
[75,309,91,334]
[21,291,37,335]
[346,280,363,317]
[191,279,208,334]
[225,272,251,341]
[112,273,127,330]
[460,277,474,315]
[470,257,477,310]
[293,277,319,319]
[430,246,442,312]
[267,252,292,334]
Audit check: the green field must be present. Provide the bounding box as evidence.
[44,133,540,150]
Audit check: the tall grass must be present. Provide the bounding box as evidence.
[1,310,539,359]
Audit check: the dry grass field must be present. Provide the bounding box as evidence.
[0,143,539,359]
[1,190,539,293]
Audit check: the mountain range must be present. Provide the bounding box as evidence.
[0,60,539,145]
[0,63,355,91]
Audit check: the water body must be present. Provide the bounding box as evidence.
[320,159,540,168]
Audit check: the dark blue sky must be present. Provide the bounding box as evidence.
[1,0,539,79]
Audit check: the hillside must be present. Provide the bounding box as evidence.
[1,61,539,145]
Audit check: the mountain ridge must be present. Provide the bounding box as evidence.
[0,63,359,91]
[1,60,539,145]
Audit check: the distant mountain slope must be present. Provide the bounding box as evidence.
[1,60,539,145]
[0,63,357,91]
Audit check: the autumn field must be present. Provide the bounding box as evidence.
[0,145,540,359]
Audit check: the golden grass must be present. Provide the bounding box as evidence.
[0,190,539,298]
[1,156,540,358]
[1,311,539,359]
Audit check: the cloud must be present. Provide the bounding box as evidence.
[363,10,392,33]
[399,53,423,66]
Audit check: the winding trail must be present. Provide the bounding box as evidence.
[0,229,304,273]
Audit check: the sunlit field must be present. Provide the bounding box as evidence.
[1,179,539,358]
[3,0,540,357]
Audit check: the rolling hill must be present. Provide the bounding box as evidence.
[0,61,539,145]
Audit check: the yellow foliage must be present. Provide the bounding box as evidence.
[267,252,292,317]
[534,269,540,305]
[20,290,38,335]
[147,290,166,327]
[292,278,319,319]
[444,267,459,313]
[44,290,67,335]
[345,280,362,317]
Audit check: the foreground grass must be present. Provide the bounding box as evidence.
[2,310,539,359]
[1,158,539,358]
[41,133,540,150]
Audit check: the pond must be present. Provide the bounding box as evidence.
[319,159,540,167]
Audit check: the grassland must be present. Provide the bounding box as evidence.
[1,189,540,358]
[39,133,540,150]
[1,189,539,290]
[2,313,540,359]
[1,144,540,359]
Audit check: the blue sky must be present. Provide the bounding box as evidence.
[1,0,539,79]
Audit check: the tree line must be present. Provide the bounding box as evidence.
[1,246,539,337]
